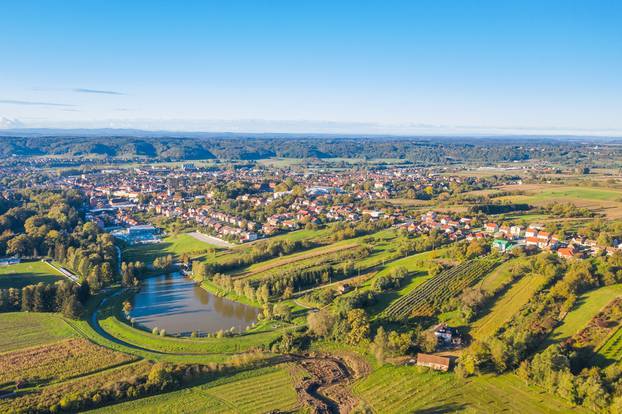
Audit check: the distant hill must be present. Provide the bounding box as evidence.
[0,131,619,162]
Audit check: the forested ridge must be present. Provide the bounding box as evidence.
[0,135,617,164]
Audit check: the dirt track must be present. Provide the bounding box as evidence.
[288,353,369,414]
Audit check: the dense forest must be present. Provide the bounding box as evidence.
[1,134,619,165]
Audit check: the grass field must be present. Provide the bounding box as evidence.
[90,365,299,414]
[123,233,221,264]
[0,260,65,289]
[534,187,622,202]
[471,273,547,341]
[353,366,588,413]
[477,258,522,294]
[546,284,622,346]
[0,312,77,353]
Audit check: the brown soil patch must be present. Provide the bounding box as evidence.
[288,353,366,414]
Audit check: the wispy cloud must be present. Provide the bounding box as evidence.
[73,88,125,95]
[0,99,76,107]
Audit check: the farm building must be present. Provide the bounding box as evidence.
[433,324,463,348]
[416,353,452,372]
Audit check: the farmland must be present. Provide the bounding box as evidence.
[0,261,65,289]
[384,258,500,319]
[89,365,299,414]
[353,366,589,413]
[0,338,135,390]
[546,284,622,346]
[0,312,77,353]
[477,257,525,294]
[235,242,360,279]
[0,361,154,414]
[494,184,622,219]
[597,326,622,364]
[470,273,547,341]
[6,137,622,413]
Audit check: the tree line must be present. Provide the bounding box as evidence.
[0,279,90,319]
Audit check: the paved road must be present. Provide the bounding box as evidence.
[188,231,234,248]
[44,260,81,285]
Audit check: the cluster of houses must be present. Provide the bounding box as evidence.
[397,211,474,241]
[485,222,618,259]
[70,166,440,243]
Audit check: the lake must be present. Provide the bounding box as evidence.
[129,272,259,336]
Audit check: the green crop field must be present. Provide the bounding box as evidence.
[0,261,65,289]
[534,187,622,202]
[546,284,622,346]
[123,233,221,264]
[0,312,77,353]
[90,365,298,414]
[596,326,622,364]
[471,273,547,341]
[353,366,588,413]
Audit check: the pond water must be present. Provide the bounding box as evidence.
[129,272,259,336]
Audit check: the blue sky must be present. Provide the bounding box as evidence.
[1,0,621,135]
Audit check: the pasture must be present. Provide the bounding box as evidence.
[0,260,65,289]
[90,365,299,414]
[0,312,77,353]
[353,366,588,413]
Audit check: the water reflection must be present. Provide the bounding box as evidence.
[129,272,259,336]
